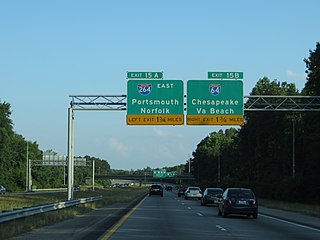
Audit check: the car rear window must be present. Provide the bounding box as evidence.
[229,189,254,199]
[207,189,223,195]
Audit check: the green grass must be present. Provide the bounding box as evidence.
[0,187,148,239]
[259,198,320,217]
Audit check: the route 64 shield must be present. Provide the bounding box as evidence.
[137,84,152,96]
[209,84,221,96]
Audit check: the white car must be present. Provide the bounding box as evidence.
[185,186,202,200]
[0,185,6,195]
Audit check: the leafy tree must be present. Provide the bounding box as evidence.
[300,42,320,202]
[303,42,320,95]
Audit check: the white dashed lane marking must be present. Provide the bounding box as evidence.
[216,225,227,231]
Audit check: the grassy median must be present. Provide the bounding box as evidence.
[259,198,320,217]
[0,187,148,239]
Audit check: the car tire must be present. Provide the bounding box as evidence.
[253,212,258,219]
[222,208,228,218]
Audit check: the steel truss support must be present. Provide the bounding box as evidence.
[69,95,320,112]
[244,95,320,112]
[70,95,126,111]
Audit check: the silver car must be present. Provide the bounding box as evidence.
[0,185,6,195]
[185,186,202,200]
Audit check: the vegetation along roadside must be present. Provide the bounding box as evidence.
[0,187,147,239]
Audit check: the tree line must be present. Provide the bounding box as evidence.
[187,42,320,204]
[0,103,112,191]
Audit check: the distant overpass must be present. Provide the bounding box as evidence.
[95,174,195,182]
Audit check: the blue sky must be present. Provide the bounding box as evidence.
[1,0,319,170]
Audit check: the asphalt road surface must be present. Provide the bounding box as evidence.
[102,191,320,240]
[12,190,320,240]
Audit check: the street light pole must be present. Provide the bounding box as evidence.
[92,159,95,192]
[218,153,221,184]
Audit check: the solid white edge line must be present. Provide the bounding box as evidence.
[260,214,320,232]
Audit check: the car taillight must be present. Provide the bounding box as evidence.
[250,199,256,205]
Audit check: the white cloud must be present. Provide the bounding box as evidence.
[153,128,169,137]
[287,70,306,81]
[107,137,129,156]
[153,127,183,138]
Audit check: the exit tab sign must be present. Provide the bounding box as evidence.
[127,71,163,79]
[208,72,243,79]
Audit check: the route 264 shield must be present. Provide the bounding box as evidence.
[137,84,152,96]
[209,84,221,96]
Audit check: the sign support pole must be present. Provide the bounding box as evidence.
[92,159,95,192]
[67,105,75,200]
[28,159,32,191]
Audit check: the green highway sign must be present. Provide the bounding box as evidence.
[127,71,163,79]
[153,169,166,178]
[166,171,177,177]
[208,72,243,79]
[127,80,184,125]
[153,169,177,178]
[187,80,244,125]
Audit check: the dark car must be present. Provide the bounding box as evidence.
[201,188,223,206]
[218,188,258,219]
[165,185,173,191]
[149,184,163,197]
[177,185,186,197]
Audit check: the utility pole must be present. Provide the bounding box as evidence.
[26,141,29,191]
[292,119,296,178]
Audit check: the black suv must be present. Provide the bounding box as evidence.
[149,184,163,197]
[218,188,258,219]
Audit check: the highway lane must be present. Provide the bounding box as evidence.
[103,190,320,240]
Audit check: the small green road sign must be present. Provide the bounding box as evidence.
[127,72,163,79]
[127,80,184,125]
[187,80,244,125]
[208,72,243,79]
[166,171,177,178]
[153,169,167,178]
[152,170,177,178]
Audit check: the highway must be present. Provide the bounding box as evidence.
[103,190,320,240]
[11,189,320,240]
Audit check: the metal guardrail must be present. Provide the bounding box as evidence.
[0,195,102,223]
